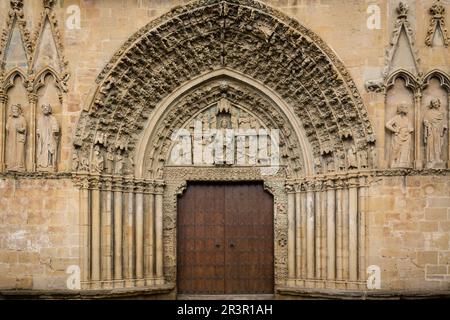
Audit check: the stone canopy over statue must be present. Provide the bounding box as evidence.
[6,104,27,171]
[37,104,60,172]
[386,104,414,168]
[423,99,448,168]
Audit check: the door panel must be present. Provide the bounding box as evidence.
[177,184,225,294]
[177,182,274,295]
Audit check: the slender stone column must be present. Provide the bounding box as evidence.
[295,188,302,279]
[335,187,343,281]
[342,187,349,279]
[78,178,90,288]
[145,191,155,284]
[414,90,423,169]
[28,93,37,171]
[155,183,164,283]
[123,187,135,287]
[326,184,336,281]
[101,179,113,288]
[91,179,101,288]
[306,187,315,279]
[300,191,307,279]
[320,187,327,280]
[358,177,367,281]
[113,178,123,286]
[135,190,144,285]
[315,187,322,279]
[0,93,6,171]
[348,178,358,282]
[287,186,296,281]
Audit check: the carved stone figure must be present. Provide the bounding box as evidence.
[91,145,104,173]
[214,118,234,165]
[347,145,358,169]
[368,143,377,168]
[37,104,59,171]
[423,99,448,168]
[358,149,368,169]
[72,150,79,172]
[386,105,414,168]
[6,104,27,171]
[105,146,115,174]
[114,150,124,175]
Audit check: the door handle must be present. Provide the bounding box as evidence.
[215,243,221,248]
[229,242,235,248]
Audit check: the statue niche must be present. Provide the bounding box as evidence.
[424,98,448,168]
[36,104,60,172]
[6,104,27,171]
[386,104,414,168]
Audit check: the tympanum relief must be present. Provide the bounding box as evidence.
[168,99,278,168]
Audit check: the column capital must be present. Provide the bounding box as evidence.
[154,180,165,194]
[414,90,422,100]
[28,93,38,103]
[0,93,7,103]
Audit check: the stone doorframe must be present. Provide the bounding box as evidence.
[162,166,287,293]
[71,0,375,294]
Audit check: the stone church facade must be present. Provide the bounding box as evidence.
[0,0,449,299]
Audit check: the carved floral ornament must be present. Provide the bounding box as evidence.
[425,0,450,47]
[73,0,376,180]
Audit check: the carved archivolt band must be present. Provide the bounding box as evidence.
[73,0,376,177]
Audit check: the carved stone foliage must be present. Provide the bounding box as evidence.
[73,0,375,178]
[425,0,450,47]
[0,0,68,174]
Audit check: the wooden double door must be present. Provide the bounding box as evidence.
[177,182,274,294]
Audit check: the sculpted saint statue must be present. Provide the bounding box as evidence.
[37,104,60,171]
[386,104,414,168]
[91,145,104,173]
[6,104,27,171]
[423,99,447,168]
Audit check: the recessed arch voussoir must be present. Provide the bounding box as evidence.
[72,0,375,176]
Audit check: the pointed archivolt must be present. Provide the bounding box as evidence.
[31,0,69,91]
[383,1,420,77]
[0,0,32,78]
[425,0,450,47]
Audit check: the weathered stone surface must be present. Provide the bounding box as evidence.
[0,0,448,298]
